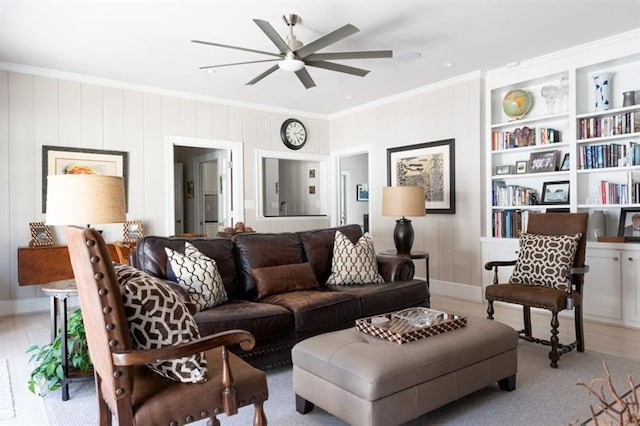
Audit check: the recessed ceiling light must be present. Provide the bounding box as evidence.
[346,95,353,100]
[442,62,454,68]
[205,69,215,74]
[397,51,422,61]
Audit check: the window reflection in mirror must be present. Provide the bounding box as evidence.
[258,150,328,218]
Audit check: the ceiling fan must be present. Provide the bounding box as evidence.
[192,14,393,89]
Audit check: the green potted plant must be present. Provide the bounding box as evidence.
[26,308,92,396]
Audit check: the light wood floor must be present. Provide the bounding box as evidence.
[1,296,638,425]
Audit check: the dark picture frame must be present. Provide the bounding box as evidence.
[515,160,528,174]
[560,153,570,171]
[387,138,456,214]
[356,184,369,201]
[495,165,512,175]
[618,208,640,242]
[528,150,559,173]
[42,145,128,213]
[541,180,570,204]
[29,222,53,247]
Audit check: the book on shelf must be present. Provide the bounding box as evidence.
[628,171,640,204]
[578,111,638,140]
[492,209,533,238]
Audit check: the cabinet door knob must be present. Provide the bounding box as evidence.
[612,256,619,261]
[629,257,633,261]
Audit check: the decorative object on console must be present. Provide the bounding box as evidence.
[618,207,640,242]
[589,210,606,241]
[502,89,533,120]
[29,222,53,247]
[382,186,426,254]
[592,72,613,111]
[45,175,126,227]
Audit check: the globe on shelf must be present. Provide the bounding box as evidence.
[502,89,533,120]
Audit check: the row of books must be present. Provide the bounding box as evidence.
[578,142,640,169]
[492,210,531,238]
[600,172,640,204]
[491,127,561,151]
[578,111,639,140]
[492,181,538,207]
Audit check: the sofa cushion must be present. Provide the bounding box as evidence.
[262,290,361,333]
[330,280,428,316]
[113,264,207,383]
[298,224,364,286]
[165,243,228,311]
[509,233,581,291]
[251,262,320,300]
[326,231,384,285]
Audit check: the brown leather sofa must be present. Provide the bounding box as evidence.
[132,224,429,369]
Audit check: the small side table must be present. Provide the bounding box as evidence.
[379,250,430,289]
[41,279,92,401]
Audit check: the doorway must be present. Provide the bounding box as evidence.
[331,146,371,230]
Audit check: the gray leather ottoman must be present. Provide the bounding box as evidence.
[292,315,517,426]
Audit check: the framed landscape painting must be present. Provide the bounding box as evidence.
[42,145,128,213]
[387,138,455,214]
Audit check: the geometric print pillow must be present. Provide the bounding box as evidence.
[165,242,228,312]
[113,263,207,383]
[509,232,582,291]
[326,231,384,285]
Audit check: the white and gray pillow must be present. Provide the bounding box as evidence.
[326,231,384,285]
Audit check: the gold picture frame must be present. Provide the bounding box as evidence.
[123,220,143,243]
[29,222,53,247]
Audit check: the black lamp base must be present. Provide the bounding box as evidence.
[393,217,414,254]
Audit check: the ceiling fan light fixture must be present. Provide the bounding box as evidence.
[278,58,305,72]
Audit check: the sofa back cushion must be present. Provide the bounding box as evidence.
[234,232,306,300]
[135,236,240,298]
[298,225,363,286]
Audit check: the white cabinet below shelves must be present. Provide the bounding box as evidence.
[621,253,640,324]
[583,248,621,320]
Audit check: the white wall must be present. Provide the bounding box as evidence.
[330,74,484,299]
[0,70,330,313]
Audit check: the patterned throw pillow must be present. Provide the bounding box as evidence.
[509,233,582,291]
[326,231,384,285]
[113,263,207,383]
[165,242,228,312]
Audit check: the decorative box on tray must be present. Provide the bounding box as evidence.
[355,308,467,344]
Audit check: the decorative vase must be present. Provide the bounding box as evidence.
[623,90,636,107]
[589,210,606,241]
[593,72,613,111]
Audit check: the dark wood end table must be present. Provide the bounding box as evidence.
[379,249,430,289]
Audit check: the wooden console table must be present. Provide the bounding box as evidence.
[379,249,430,289]
[17,244,118,286]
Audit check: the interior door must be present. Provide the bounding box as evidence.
[174,163,184,234]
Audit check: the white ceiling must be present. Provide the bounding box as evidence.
[1,1,639,116]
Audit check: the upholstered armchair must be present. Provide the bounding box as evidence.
[66,226,268,425]
[484,213,589,368]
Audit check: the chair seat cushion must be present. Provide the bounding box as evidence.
[485,283,581,311]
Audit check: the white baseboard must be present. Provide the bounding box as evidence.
[0,298,50,317]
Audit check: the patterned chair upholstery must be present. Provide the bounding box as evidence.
[484,213,589,368]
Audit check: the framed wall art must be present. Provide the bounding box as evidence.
[528,150,559,173]
[29,222,53,247]
[541,180,570,204]
[123,220,143,243]
[356,184,369,201]
[618,208,640,242]
[42,145,128,213]
[387,138,456,214]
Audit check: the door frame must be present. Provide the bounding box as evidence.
[165,135,244,235]
[330,145,372,228]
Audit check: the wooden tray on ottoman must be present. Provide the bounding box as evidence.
[355,309,467,344]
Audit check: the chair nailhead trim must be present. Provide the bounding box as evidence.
[113,370,122,378]
[169,421,178,426]
[200,411,208,418]
[103,306,112,314]
[86,240,95,247]
[90,255,100,264]
[185,416,193,422]
[106,323,114,331]
[98,288,108,296]
[109,339,118,347]
[115,388,124,396]
[94,272,104,280]
[214,408,221,414]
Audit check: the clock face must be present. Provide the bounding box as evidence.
[281,119,307,150]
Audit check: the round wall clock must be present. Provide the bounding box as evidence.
[280,118,307,150]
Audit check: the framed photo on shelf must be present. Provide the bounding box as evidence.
[618,208,640,242]
[29,222,53,247]
[560,153,570,171]
[42,145,128,213]
[387,138,455,214]
[495,165,512,175]
[123,220,143,243]
[515,161,528,174]
[541,180,570,204]
[356,184,369,201]
[528,150,559,173]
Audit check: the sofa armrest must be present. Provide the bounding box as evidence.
[376,255,415,281]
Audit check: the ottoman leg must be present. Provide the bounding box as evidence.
[498,374,516,391]
[296,394,315,414]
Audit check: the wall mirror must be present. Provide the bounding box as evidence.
[257,150,329,218]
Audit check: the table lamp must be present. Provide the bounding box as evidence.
[382,186,426,254]
[45,175,126,227]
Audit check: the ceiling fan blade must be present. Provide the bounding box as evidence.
[192,40,282,58]
[295,24,359,58]
[253,19,291,54]
[199,59,280,70]
[246,64,280,86]
[295,68,316,89]
[305,50,393,61]
[305,61,369,77]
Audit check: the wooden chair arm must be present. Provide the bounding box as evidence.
[111,329,255,366]
[484,260,517,285]
[570,265,590,275]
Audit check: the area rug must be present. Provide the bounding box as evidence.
[0,358,16,421]
[42,341,639,425]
